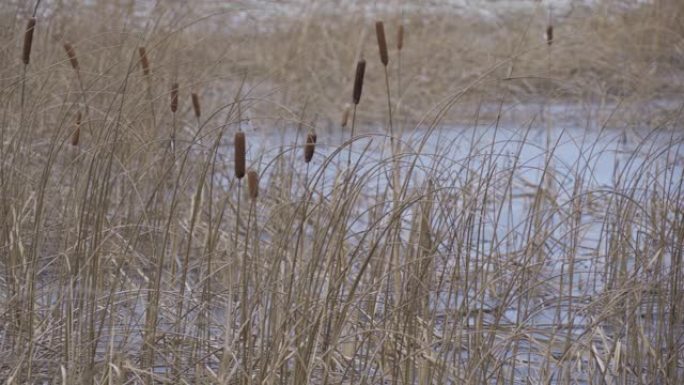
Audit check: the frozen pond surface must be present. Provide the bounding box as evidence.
[66,0,659,29]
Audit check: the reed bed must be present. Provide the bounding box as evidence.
[0,1,683,384]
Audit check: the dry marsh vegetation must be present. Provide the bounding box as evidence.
[0,0,683,384]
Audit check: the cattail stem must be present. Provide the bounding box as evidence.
[383,66,395,152]
[242,169,260,385]
[349,59,365,170]
[169,83,178,156]
[397,23,404,111]
[347,105,357,171]
[234,133,248,375]
[61,42,92,144]
[19,17,37,137]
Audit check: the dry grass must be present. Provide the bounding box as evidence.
[0,0,683,384]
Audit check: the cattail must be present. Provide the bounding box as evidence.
[546,25,553,46]
[352,59,366,105]
[341,104,351,128]
[138,47,150,76]
[397,24,404,51]
[234,131,246,179]
[71,111,81,146]
[170,83,179,113]
[247,170,259,200]
[375,21,388,66]
[191,92,201,118]
[304,130,316,163]
[63,43,79,71]
[22,18,36,65]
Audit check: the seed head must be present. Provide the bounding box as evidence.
[397,24,404,51]
[63,43,79,71]
[138,47,150,76]
[234,131,246,179]
[22,18,36,65]
[375,21,388,66]
[170,83,179,113]
[247,170,259,200]
[352,59,366,105]
[71,111,81,146]
[304,131,317,163]
[191,92,201,118]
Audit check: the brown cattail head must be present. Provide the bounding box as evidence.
[234,131,246,179]
[170,82,179,113]
[138,47,150,76]
[375,21,388,66]
[352,59,366,105]
[397,24,404,51]
[341,103,351,128]
[304,130,317,163]
[63,43,79,71]
[546,25,553,46]
[71,111,81,146]
[22,18,36,65]
[247,170,259,200]
[191,92,201,118]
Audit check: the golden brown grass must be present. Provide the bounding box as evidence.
[0,1,683,384]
